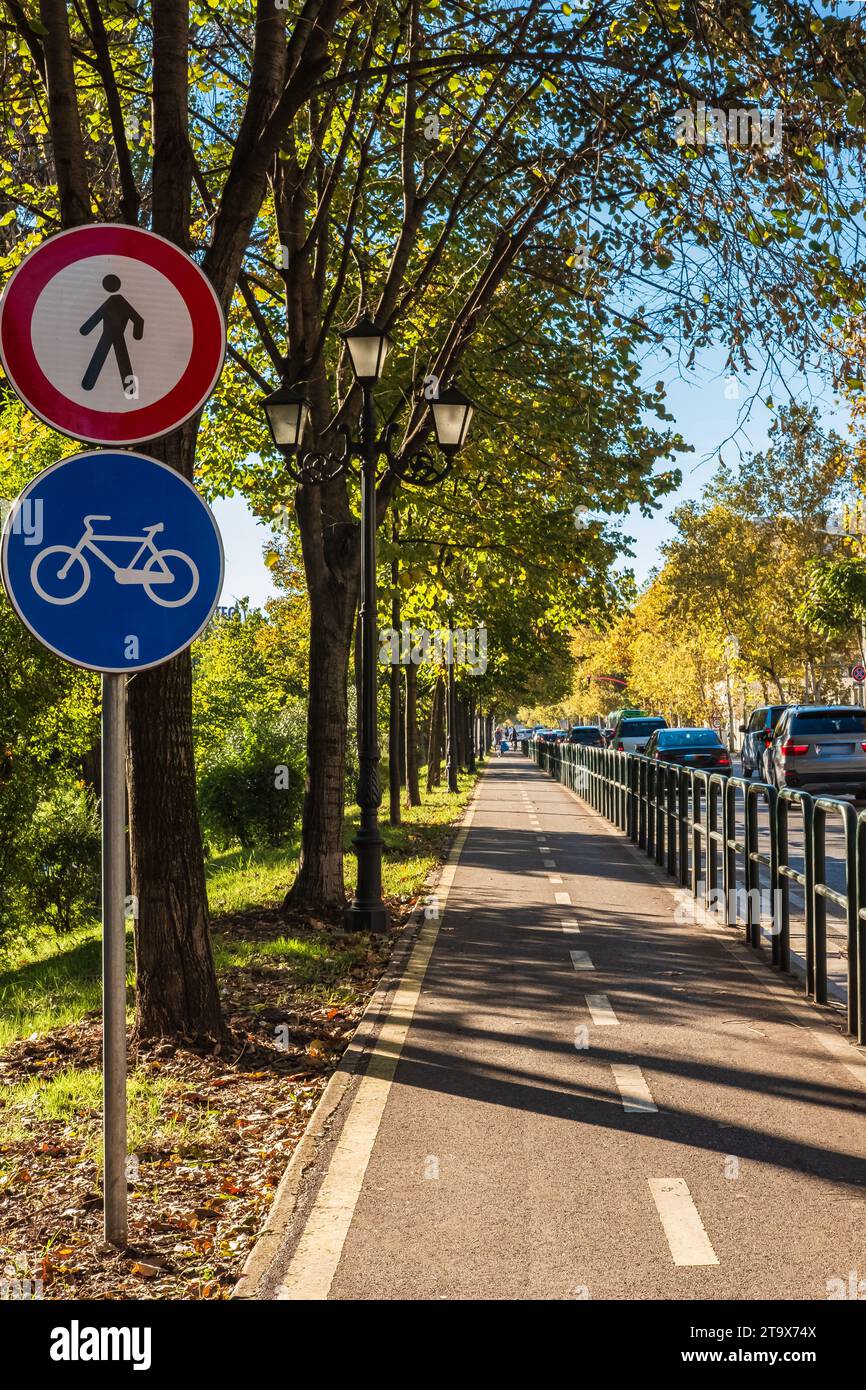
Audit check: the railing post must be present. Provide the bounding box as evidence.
[679,769,689,886]
[745,786,759,948]
[707,778,720,909]
[844,808,858,1037]
[766,784,779,965]
[666,765,677,877]
[723,776,736,913]
[655,763,665,865]
[857,813,866,1044]
[812,804,828,1003]
[690,772,701,898]
[775,794,791,973]
[638,759,646,850]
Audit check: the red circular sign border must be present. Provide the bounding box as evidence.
[0,225,226,445]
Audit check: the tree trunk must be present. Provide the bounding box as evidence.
[388,611,401,829]
[466,695,476,773]
[388,663,402,824]
[456,693,466,769]
[388,539,402,823]
[286,495,359,911]
[125,416,224,1040]
[128,648,224,1040]
[426,676,444,791]
[405,661,421,807]
[398,683,407,787]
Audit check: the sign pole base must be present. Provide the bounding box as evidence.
[102,672,128,1246]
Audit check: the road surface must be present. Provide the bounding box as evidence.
[258,755,866,1301]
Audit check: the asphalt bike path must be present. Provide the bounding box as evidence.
[269,754,866,1300]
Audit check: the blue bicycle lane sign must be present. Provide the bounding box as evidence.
[1,450,224,672]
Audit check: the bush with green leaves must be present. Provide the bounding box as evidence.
[21,783,101,935]
[0,760,40,944]
[197,707,305,851]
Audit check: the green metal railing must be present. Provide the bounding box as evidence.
[526,738,866,1044]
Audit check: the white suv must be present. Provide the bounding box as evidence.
[612,714,668,753]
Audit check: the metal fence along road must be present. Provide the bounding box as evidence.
[526,739,866,1045]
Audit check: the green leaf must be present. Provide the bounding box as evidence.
[846,91,865,125]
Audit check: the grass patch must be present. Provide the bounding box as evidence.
[0,926,130,1051]
[0,1068,215,1160]
[212,931,371,983]
[0,761,481,1047]
[205,844,296,919]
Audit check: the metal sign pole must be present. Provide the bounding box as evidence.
[101,672,128,1246]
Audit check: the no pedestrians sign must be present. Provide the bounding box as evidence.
[0,224,225,445]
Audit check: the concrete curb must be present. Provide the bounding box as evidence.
[231,770,485,1300]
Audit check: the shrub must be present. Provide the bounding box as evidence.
[22,783,101,935]
[197,707,305,851]
[0,759,40,944]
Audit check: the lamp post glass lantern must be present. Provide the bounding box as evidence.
[341,316,391,383]
[430,381,474,453]
[261,382,310,452]
[260,326,474,933]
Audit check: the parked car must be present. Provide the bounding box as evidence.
[767,705,866,798]
[644,726,732,773]
[611,714,668,753]
[567,725,604,747]
[740,704,791,778]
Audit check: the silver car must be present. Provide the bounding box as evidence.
[768,705,866,798]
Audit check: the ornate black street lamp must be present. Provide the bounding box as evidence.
[261,332,475,931]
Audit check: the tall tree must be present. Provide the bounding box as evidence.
[5,0,866,1031]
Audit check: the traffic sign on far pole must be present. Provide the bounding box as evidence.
[0,224,225,445]
[1,450,223,1247]
[852,663,866,685]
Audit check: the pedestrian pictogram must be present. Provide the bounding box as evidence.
[0,224,225,445]
[1,450,223,672]
[80,274,145,393]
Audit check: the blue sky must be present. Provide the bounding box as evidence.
[618,346,851,584]
[215,346,852,608]
[214,489,278,610]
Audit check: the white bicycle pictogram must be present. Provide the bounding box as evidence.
[31,515,199,608]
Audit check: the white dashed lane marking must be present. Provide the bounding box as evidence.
[611,1064,657,1113]
[585,993,618,1025]
[569,950,594,971]
[555,891,571,905]
[648,1178,719,1266]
